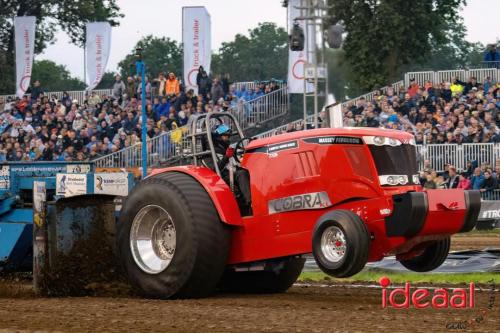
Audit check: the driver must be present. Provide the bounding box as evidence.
[212,124,252,215]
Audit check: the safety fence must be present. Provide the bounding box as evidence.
[404,68,500,87]
[0,81,283,104]
[93,86,289,169]
[0,89,112,104]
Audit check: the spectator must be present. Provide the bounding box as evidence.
[165,73,180,96]
[197,68,211,97]
[211,79,224,103]
[483,44,500,67]
[470,167,485,190]
[457,172,472,189]
[446,166,459,188]
[154,72,168,97]
[423,174,437,189]
[30,80,43,101]
[480,170,497,198]
[112,74,126,101]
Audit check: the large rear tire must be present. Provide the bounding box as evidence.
[219,256,305,293]
[399,237,450,272]
[117,172,231,299]
[312,210,370,278]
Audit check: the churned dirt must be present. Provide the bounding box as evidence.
[0,233,498,333]
[451,233,500,251]
[0,284,498,333]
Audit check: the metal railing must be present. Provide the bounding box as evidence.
[416,143,500,172]
[232,80,285,92]
[0,80,272,103]
[0,89,112,104]
[93,86,289,169]
[404,68,500,87]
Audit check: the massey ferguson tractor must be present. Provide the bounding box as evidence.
[117,112,481,299]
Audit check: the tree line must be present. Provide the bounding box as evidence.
[0,0,488,100]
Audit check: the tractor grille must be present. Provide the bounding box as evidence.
[368,144,419,182]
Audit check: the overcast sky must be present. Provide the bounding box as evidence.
[38,0,500,81]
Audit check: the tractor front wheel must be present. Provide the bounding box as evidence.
[117,172,231,299]
[312,210,370,278]
[399,237,450,272]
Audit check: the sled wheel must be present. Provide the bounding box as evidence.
[400,237,450,272]
[219,256,305,293]
[117,172,231,299]
[312,210,370,278]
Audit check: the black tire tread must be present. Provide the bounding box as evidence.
[312,210,370,278]
[219,257,305,294]
[400,237,450,272]
[117,171,230,299]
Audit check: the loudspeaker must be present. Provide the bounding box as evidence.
[327,24,343,49]
[290,22,305,51]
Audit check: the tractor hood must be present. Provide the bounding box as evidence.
[247,127,415,151]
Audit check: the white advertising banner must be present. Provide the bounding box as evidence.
[14,16,36,98]
[94,173,129,196]
[287,0,314,94]
[56,174,87,197]
[182,7,211,93]
[85,22,112,91]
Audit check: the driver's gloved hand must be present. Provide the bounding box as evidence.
[225,147,235,158]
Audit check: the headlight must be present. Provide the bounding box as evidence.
[388,138,401,146]
[373,136,385,145]
[412,174,420,184]
[387,176,397,185]
[363,136,403,146]
[379,175,409,186]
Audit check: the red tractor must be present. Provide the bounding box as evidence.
[117,113,480,298]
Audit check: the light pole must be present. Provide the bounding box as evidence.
[135,47,148,179]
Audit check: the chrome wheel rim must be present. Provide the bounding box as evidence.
[321,226,347,263]
[130,205,176,274]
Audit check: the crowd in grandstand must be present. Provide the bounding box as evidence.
[419,160,500,198]
[0,68,281,162]
[342,75,500,145]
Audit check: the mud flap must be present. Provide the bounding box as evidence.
[41,195,128,296]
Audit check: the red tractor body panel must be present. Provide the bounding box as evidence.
[150,166,243,226]
[152,127,479,265]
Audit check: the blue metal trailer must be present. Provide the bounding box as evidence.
[0,162,134,272]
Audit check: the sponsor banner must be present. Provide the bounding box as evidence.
[14,16,36,98]
[66,164,91,174]
[85,22,112,91]
[0,165,10,189]
[182,6,211,94]
[268,191,332,214]
[33,181,46,227]
[56,174,87,197]
[478,200,500,221]
[94,173,129,196]
[287,0,314,94]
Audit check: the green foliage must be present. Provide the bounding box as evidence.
[95,71,117,90]
[327,0,470,91]
[0,0,123,94]
[211,22,288,81]
[31,60,85,91]
[117,36,183,80]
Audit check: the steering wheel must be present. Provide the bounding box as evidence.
[233,137,253,164]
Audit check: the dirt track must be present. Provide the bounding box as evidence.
[451,233,500,251]
[0,284,498,333]
[0,233,499,333]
